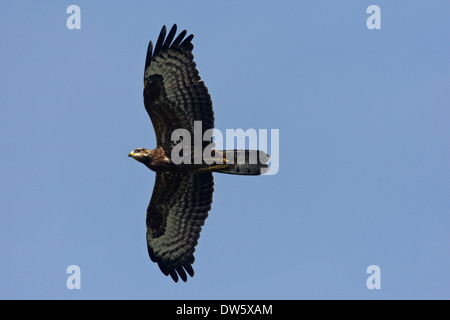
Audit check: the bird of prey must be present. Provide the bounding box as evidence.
[128,24,269,282]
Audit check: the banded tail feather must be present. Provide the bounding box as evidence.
[213,149,270,175]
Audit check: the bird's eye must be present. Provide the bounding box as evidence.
[135,149,141,153]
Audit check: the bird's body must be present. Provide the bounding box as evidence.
[129,24,269,282]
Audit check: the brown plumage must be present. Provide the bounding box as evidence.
[129,24,269,282]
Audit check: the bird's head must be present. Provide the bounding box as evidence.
[128,148,152,164]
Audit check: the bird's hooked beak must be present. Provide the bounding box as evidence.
[128,152,136,158]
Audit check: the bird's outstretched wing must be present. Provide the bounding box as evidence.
[143,24,214,155]
[146,171,214,282]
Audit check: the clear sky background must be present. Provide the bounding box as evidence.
[1,1,449,299]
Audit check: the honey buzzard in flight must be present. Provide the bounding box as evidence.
[128,24,269,282]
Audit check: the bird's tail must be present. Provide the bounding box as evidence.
[211,150,270,175]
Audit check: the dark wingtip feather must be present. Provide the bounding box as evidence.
[145,25,193,77]
[153,25,167,57]
[169,269,179,282]
[157,261,170,276]
[149,244,196,282]
[180,34,194,48]
[176,266,188,282]
[162,24,177,50]
[171,29,187,48]
[184,264,194,277]
[144,40,153,73]
[144,25,197,81]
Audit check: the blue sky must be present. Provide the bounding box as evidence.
[1,1,449,299]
